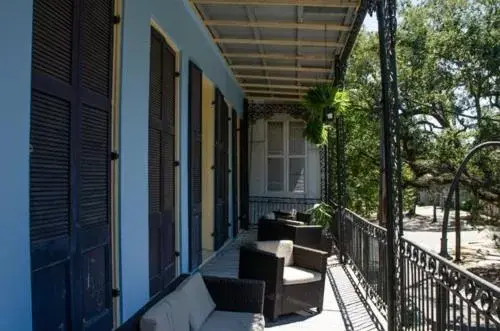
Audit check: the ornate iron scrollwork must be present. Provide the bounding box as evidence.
[402,238,500,328]
[375,0,403,328]
[342,209,389,316]
[248,103,307,122]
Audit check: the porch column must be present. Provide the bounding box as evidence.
[376,0,404,329]
[335,116,347,263]
[0,1,34,330]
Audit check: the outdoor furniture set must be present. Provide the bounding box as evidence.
[139,209,329,330]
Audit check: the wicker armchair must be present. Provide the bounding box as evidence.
[257,218,324,250]
[239,241,328,321]
[203,276,266,314]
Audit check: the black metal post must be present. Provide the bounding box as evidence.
[376,0,402,328]
[455,185,461,261]
[336,116,346,263]
[440,141,500,257]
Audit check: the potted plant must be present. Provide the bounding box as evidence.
[307,202,336,254]
[302,83,349,146]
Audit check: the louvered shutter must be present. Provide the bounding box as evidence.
[30,0,114,330]
[239,101,250,229]
[267,122,284,192]
[188,62,203,270]
[288,122,306,193]
[221,98,229,244]
[148,28,177,297]
[231,109,239,238]
[214,89,229,250]
[162,42,176,290]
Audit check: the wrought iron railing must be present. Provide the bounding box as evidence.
[336,207,500,330]
[248,196,319,225]
[401,237,500,330]
[340,208,389,317]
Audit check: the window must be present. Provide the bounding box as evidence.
[267,121,306,193]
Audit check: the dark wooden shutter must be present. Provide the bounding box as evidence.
[148,28,177,297]
[240,100,250,229]
[231,109,239,238]
[30,0,114,330]
[214,89,229,250]
[188,62,203,270]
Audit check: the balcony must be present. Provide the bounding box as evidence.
[201,228,387,331]
[197,201,500,330]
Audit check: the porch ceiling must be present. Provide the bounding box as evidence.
[189,0,363,104]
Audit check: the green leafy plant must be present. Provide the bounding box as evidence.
[307,202,335,229]
[302,83,350,146]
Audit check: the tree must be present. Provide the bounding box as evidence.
[340,0,500,219]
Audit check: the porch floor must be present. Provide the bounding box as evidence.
[200,230,387,331]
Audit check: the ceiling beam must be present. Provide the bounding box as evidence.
[214,38,343,48]
[231,64,331,73]
[222,52,330,61]
[204,20,351,31]
[191,0,359,8]
[236,74,331,83]
[247,96,303,103]
[244,6,271,91]
[241,83,311,90]
[245,90,306,96]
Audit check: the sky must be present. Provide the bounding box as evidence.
[363,13,379,32]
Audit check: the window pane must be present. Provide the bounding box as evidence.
[267,122,283,156]
[289,158,305,192]
[289,121,305,155]
[267,158,284,191]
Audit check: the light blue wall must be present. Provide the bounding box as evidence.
[0,1,33,330]
[118,0,152,322]
[119,0,244,323]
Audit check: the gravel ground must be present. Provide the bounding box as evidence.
[403,206,500,285]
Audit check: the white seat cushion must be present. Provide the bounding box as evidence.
[279,219,305,226]
[283,266,322,285]
[177,273,216,331]
[199,311,265,331]
[140,290,190,331]
[140,300,171,331]
[253,240,294,266]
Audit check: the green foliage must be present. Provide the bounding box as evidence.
[302,84,350,146]
[337,0,500,219]
[461,199,472,212]
[307,202,335,229]
[303,83,336,112]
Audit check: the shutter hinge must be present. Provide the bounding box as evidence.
[175,251,180,257]
[111,151,119,161]
[175,72,180,77]
[112,288,121,298]
[113,15,121,25]
[228,117,232,121]
[174,161,180,167]
[211,233,214,237]
[228,169,232,173]
[211,165,215,170]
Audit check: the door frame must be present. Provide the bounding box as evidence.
[150,20,181,278]
[111,0,123,327]
[187,61,203,271]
